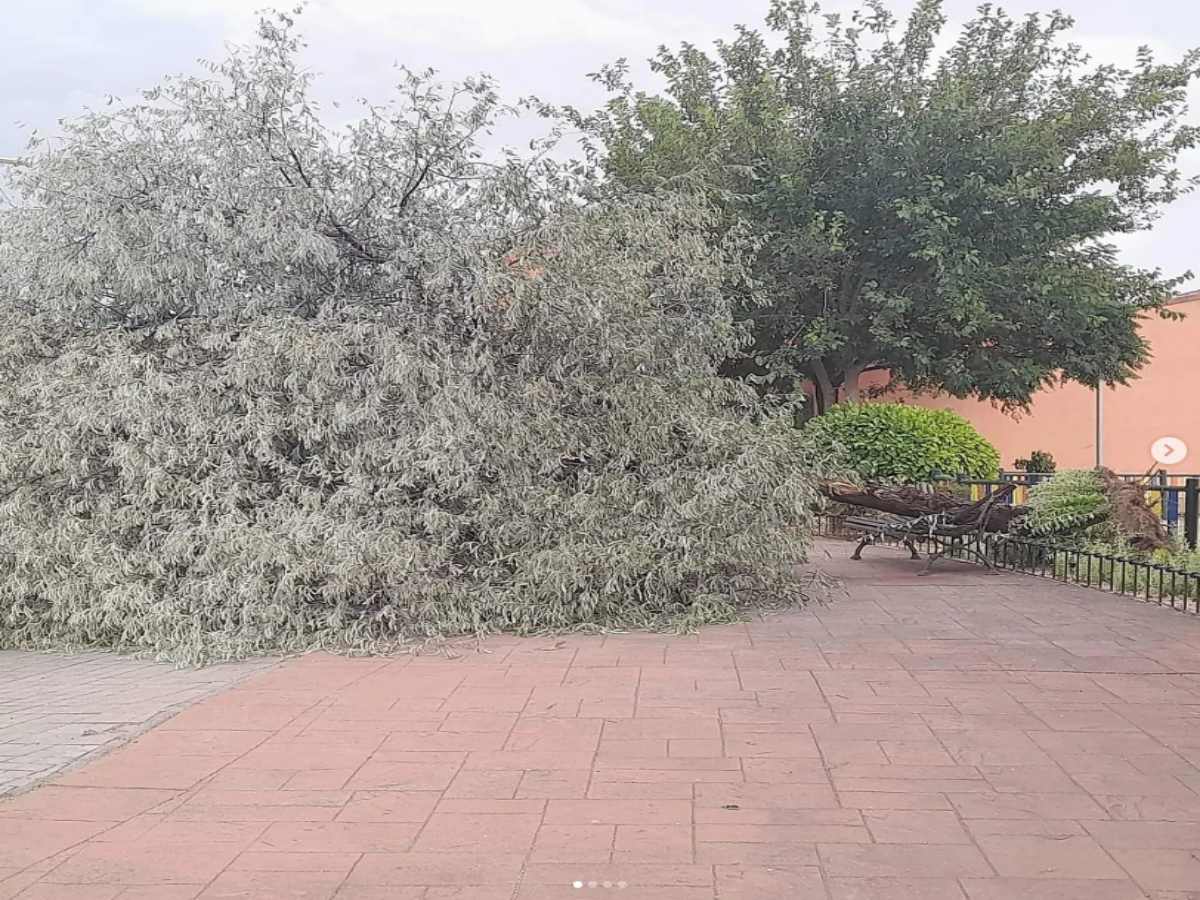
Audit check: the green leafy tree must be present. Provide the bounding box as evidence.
[556,0,1200,413]
[0,12,826,661]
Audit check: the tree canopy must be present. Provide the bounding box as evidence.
[558,0,1200,412]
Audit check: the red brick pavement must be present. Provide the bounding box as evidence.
[3,542,1200,898]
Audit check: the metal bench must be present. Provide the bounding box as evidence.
[841,484,1016,575]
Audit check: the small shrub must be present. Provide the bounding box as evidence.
[801,403,999,483]
[1092,537,1200,577]
[1149,541,1200,573]
[1014,450,1057,474]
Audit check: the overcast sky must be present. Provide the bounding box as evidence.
[4,0,1197,288]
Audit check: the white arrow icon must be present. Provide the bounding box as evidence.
[1151,437,1188,465]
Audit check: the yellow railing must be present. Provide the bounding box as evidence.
[968,479,1163,517]
[969,482,1030,505]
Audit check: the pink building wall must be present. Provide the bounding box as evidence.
[865,292,1200,474]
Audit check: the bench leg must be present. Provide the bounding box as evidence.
[917,538,951,575]
[968,541,1000,574]
[918,537,999,576]
[850,535,872,561]
[903,539,921,560]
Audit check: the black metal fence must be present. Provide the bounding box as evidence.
[955,471,1200,549]
[819,517,1200,615]
[974,532,1200,613]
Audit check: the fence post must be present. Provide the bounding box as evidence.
[1185,478,1200,550]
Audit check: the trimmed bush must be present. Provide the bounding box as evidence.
[802,403,999,483]
[0,15,824,663]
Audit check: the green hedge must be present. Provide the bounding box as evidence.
[803,403,999,483]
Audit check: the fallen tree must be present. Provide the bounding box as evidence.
[0,14,826,663]
[821,482,1027,532]
[825,468,1170,550]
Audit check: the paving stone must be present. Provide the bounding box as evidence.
[862,809,971,843]
[827,876,967,900]
[41,840,244,884]
[974,833,1129,880]
[1109,847,1200,891]
[412,812,541,853]
[818,842,993,877]
[529,824,614,863]
[960,878,1149,899]
[716,864,825,899]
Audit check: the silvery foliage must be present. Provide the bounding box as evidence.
[0,11,822,662]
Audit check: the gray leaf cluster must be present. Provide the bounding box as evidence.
[0,12,824,662]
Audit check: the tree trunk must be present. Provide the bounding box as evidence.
[822,482,1027,533]
[810,360,836,415]
[841,364,864,403]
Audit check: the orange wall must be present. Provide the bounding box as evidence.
[869,294,1200,474]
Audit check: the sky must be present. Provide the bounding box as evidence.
[3,0,1198,289]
